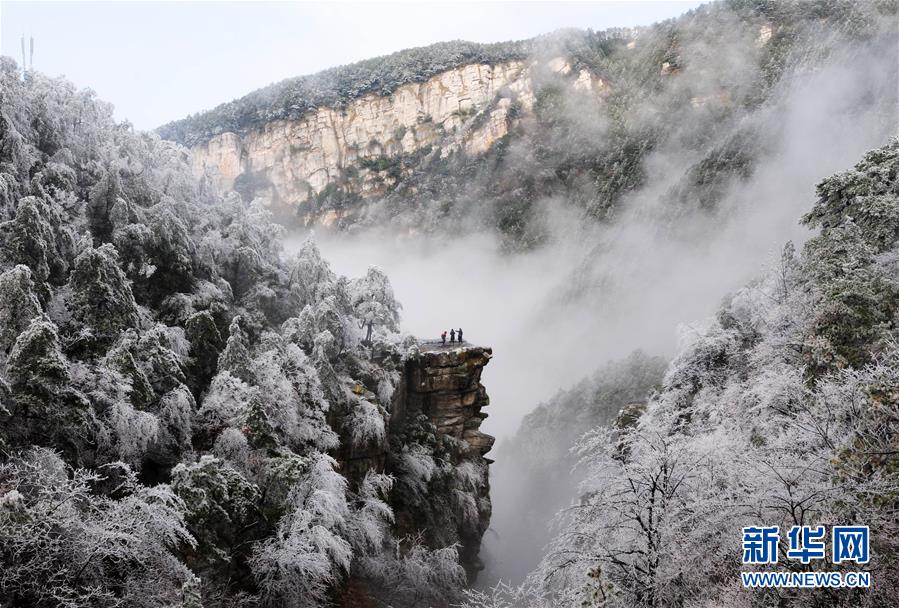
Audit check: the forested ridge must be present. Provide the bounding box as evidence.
[159,0,896,252]
[355,0,896,248]
[158,0,884,149]
[156,39,532,147]
[0,58,486,608]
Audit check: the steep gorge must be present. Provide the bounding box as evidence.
[2,1,897,606]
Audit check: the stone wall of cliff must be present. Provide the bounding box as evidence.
[189,59,607,220]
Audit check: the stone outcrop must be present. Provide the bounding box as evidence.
[335,344,495,579]
[399,345,494,578]
[400,345,494,460]
[189,59,608,217]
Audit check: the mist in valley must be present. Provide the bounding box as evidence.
[1,1,897,605]
[286,29,897,586]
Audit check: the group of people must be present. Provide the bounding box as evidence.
[440,328,464,345]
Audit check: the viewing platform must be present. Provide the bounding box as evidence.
[419,339,477,352]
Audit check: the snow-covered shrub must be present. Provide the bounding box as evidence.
[345,398,386,448]
[251,454,352,607]
[171,455,260,566]
[0,448,194,607]
[356,534,467,608]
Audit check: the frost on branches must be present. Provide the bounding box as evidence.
[466,140,899,608]
[0,59,478,608]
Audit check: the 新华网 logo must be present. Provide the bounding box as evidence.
[740,525,871,589]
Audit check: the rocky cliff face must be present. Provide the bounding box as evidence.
[400,346,494,459]
[189,59,606,219]
[397,345,494,577]
[335,344,495,579]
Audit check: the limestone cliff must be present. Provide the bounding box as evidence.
[189,59,607,220]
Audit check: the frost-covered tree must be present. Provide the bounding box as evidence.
[0,448,195,608]
[196,370,256,445]
[65,243,141,354]
[251,454,353,607]
[120,325,188,391]
[6,317,69,392]
[803,140,899,251]
[171,455,261,570]
[111,203,197,307]
[144,205,197,299]
[2,317,92,459]
[217,315,254,383]
[538,428,714,607]
[346,471,395,553]
[243,391,279,452]
[0,196,56,285]
[355,534,467,608]
[184,310,224,395]
[288,239,336,308]
[153,385,196,464]
[107,399,160,467]
[252,339,338,451]
[349,266,401,343]
[0,265,42,355]
[345,397,387,449]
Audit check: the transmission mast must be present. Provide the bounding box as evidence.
[20,34,34,79]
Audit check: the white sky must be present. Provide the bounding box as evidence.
[1,1,704,130]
